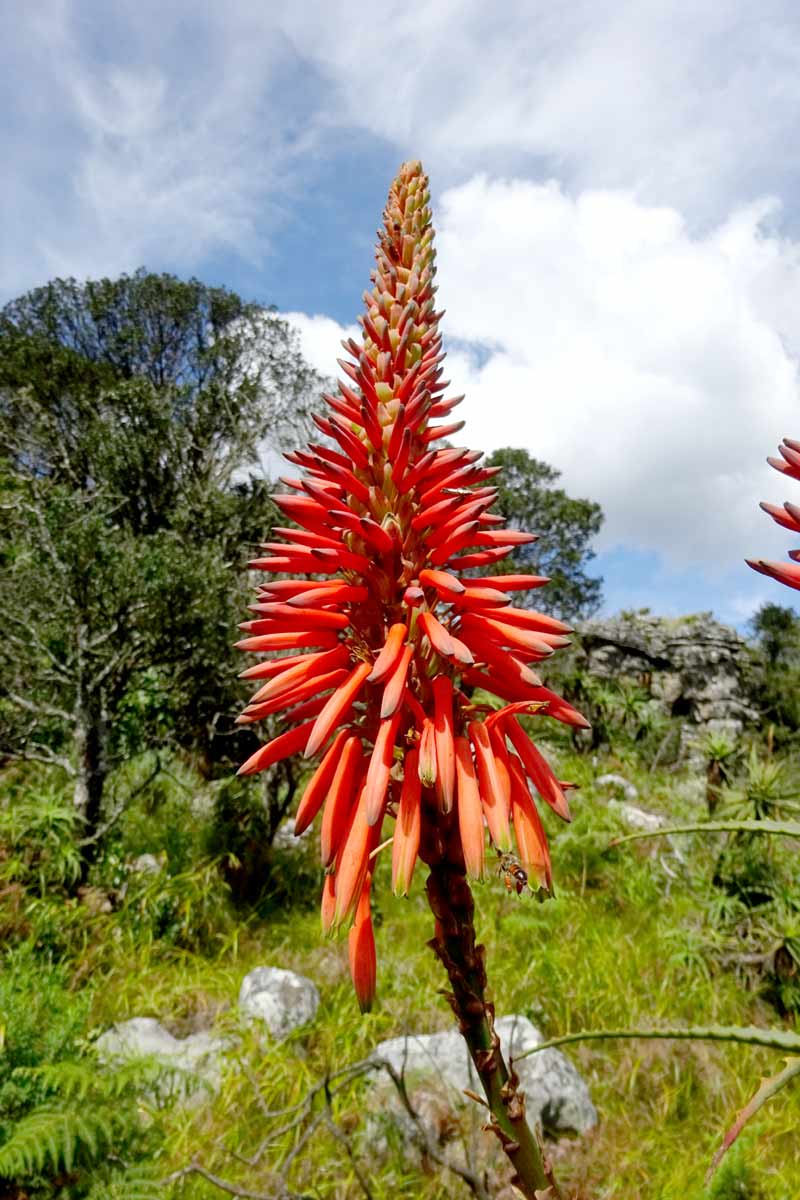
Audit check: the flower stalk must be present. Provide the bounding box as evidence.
[236,160,585,1196]
[422,810,561,1198]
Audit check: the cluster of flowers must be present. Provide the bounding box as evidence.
[748,436,800,592]
[236,162,586,1010]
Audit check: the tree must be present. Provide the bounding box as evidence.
[0,270,324,868]
[485,447,604,621]
[751,602,800,667]
[748,602,800,743]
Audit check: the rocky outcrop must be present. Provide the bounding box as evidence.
[580,611,758,739]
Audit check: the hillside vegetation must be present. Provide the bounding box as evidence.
[0,716,798,1199]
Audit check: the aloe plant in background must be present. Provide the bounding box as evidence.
[541,436,800,1182]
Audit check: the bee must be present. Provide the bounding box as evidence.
[496,850,529,896]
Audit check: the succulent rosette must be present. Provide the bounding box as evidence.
[748,436,800,591]
[236,161,586,1014]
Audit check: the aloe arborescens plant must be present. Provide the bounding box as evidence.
[235,161,586,1198]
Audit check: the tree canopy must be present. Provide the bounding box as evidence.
[486,447,604,621]
[0,270,325,864]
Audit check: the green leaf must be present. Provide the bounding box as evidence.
[609,818,800,845]
[517,1024,800,1060]
[0,1104,117,1178]
[706,1056,800,1183]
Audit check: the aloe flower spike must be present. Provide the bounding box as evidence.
[236,162,585,1199]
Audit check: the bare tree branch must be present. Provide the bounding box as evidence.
[0,608,74,680]
[201,1052,491,1199]
[7,493,73,591]
[78,753,162,847]
[88,634,147,692]
[320,1111,375,1200]
[2,743,75,776]
[161,1160,311,1199]
[5,691,74,724]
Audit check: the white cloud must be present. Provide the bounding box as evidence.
[282,312,359,378]
[6,0,800,305]
[277,0,800,219]
[0,1,322,297]
[287,177,800,579]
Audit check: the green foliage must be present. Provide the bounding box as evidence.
[0,954,171,1197]
[205,771,319,907]
[0,1057,169,1196]
[83,1169,163,1200]
[116,856,236,953]
[0,269,320,514]
[0,777,82,894]
[549,656,677,758]
[0,269,326,867]
[749,603,800,746]
[0,949,90,1119]
[485,446,604,620]
[723,749,800,823]
[0,1106,117,1178]
[751,602,800,667]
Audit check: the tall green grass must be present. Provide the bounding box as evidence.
[0,750,797,1197]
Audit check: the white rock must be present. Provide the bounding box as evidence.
[129,852,163,875]
[371,1014,597,1136]
[95,1017,228,1103]
[238,966,320,1038]
[607,799,665,832]
[596,773,639,801]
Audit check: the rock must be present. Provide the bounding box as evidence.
[370,1015,597,1138]
[270,818,314,852]
[596,773,639,801]
[238,966,320,1038]
[129,852,164,875]
[607,800,664,832]
[94,1017,228,1103]
[606,800,687,865]
[580,611,758,744]
[76,885,113,914]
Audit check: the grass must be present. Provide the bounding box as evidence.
[1,747,798,1199]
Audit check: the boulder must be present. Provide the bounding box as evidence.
[94,1017,228,1103]
[606,799,687,864]
[580,611,758,742]
[607,800,664,833]
[129,852,164,875]
[370,1015,597,1138]
[596,773,639,801]
[238,966,320,1038]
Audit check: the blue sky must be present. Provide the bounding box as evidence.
[5,1,800,628]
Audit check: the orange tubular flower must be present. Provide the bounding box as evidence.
[748,436,800,591]
[236,161,583,1009]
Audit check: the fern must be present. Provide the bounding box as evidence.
[86,1165,164,1200]
[0,1057,170,1184]
[14,1054,182,1102]
[0,1105,116,1177]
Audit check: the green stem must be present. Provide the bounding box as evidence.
[424,848,560,1199]
[515,1024,800,1061]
